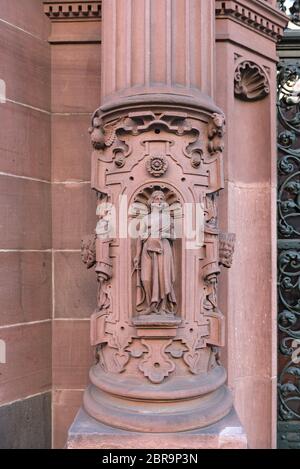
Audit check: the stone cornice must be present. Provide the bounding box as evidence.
[215,0,288,41]
[43,1,102,21]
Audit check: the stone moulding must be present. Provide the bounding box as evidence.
[43,1,102,20]
[234,61,270,101]
[215,0,287,41]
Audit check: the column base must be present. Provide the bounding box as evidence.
[85,366,233,433]
[67,407,247,449]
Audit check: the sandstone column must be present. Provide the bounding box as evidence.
[68,0,246,449]
[100,0,215,106]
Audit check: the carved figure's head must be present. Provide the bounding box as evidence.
[212,113,225,136]
[149,190,166,209]
[219,233,236,269]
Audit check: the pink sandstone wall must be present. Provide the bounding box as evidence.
[0,0,101,448]
[216,6,282,447]
[0,0,52,448]
[48,7,101,448]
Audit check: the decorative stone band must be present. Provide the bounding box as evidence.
[43,1,102,20]
[215,0,288,41]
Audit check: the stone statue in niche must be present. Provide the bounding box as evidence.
[133,190,177,316]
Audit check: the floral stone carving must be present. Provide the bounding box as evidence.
[146,155,168,177]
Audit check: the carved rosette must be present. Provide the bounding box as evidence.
[234,61,270,101]
[146,155,168,177]
[81,103,234,432]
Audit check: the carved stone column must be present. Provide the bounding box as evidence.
[68,0,246,449]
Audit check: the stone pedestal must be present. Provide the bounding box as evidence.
[67,408,247,449]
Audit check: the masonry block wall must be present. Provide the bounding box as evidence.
[0,0,52,449]
[0,0,101,448]
[215,0,287,448]
[46,1,101,448]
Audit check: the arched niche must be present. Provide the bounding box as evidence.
[128,185,183,319]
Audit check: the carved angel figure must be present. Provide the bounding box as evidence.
[133,190,177,316]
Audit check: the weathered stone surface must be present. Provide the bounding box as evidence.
[52,114,91,182]
[0,21,50,110]
[0,322,51,405]
[0,0,52,452]
[51,43,101,113]
[53,389,84,449]
[0,392,51,449]
[0,0,50,40]
[0,102,51,181]
[52,320,93,389]
[0,251,52,326]
[54,252,97,319]
[52,183,96,250]
[0,175,51,250]
[43,1,102,449]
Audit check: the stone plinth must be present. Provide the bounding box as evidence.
[67,408,247,449]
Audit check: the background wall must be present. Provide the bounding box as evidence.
[0,0,52,449]
[0,0,101,448]
[47,1,101,448]
[0,0,285,449]
[215,7,280,448]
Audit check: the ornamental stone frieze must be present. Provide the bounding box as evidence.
[44,1,102,21]
[215,0,286,41]
[43,0,102,44]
